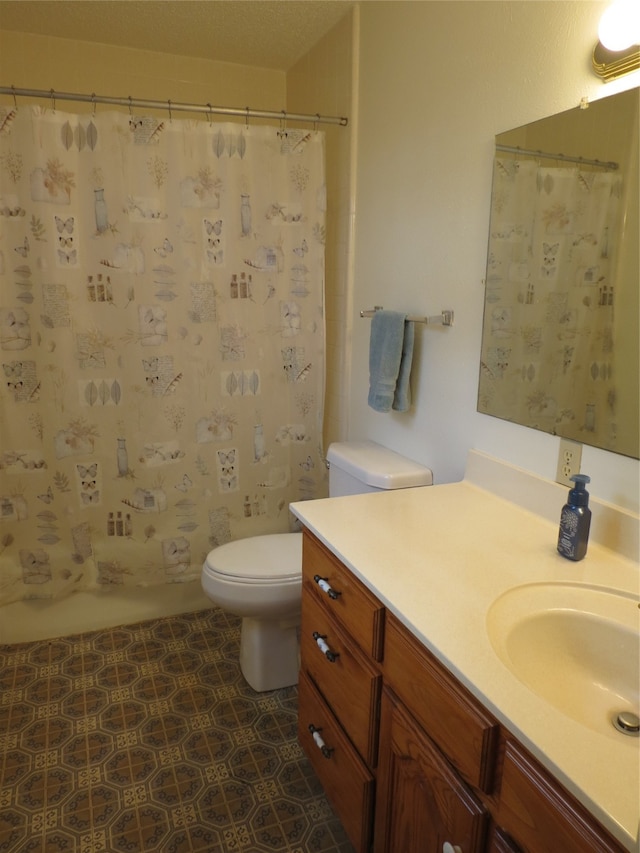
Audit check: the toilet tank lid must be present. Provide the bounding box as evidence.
[327,441,433,489]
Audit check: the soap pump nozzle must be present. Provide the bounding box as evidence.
[568,473,590,507]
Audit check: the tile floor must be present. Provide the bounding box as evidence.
[0,607,354,853]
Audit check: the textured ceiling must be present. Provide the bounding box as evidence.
[0,0,354,71]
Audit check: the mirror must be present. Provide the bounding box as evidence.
[478,89,639,459]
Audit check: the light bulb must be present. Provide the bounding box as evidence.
[598,0,640,51]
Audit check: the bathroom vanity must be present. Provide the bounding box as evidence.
[292,451,639,853]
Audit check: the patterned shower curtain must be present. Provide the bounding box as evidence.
[0,105,326,605]
[479,156,622,448]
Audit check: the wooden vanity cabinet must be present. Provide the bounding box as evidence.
[297,530,384,853]
[298,528,630,853]
[377,613,628,853]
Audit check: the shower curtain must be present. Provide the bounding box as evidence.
[479,156,622,447]
[0,104,326,605]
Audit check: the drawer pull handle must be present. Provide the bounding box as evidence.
[312,631,340,662]
[313,574,342,600]
[308,724,334,758]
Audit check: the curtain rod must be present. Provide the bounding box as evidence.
[0,85,348,127]
[495,143,617,171]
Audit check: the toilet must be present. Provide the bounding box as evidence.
[201,441,433,691]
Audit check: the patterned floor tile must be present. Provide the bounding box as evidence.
[0,608,354,852]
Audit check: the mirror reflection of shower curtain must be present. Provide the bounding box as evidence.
[0,105,326,603]
[479,156,622,449]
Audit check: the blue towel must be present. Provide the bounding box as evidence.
[367,310,415,413]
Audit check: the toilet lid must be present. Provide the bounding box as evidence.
[205,532,302,582]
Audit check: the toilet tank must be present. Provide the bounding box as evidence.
[327,441,433,497]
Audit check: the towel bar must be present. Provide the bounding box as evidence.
[360,307,454,326]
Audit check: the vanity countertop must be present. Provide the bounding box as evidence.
[290,451,640,852]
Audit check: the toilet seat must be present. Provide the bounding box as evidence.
[204,532,302,584]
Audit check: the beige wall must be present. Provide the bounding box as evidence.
[288,10,356,452]
[350,1,639,511]
[0,28,285,115]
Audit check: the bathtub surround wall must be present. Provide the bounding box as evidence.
[0,106,326,605]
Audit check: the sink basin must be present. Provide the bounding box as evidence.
[487,583,640,736]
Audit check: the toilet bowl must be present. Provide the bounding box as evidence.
[201,441,433,692]
[202,533,302,692]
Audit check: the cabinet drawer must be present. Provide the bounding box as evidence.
[302,530,385,660]
[298,670,374,853]
[498,740,626,853]
[301,588,381,767]
[383,613,499,793]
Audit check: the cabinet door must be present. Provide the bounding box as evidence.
[375,690,488,853]
[498,741,627,853]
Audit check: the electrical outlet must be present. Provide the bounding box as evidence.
[556,438,582,487]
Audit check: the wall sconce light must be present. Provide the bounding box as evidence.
[592,0,640,81]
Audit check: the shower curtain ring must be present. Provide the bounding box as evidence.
[91,93,97,115]
[168,99,172,122]
[314,113,320,133]
[11,85,17,109]
[279,110,287,138]
[128,96,133,116]
[206,103,213,124]
[245,106,250,129]
[49,88,56,112]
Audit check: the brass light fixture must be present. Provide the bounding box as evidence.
[593,41,640,81]
[592,0,640,81]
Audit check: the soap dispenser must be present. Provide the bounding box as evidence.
[557,474,591,561]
